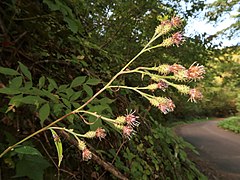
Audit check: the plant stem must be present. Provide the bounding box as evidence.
[78,110,117,123]
[0,31,158,158]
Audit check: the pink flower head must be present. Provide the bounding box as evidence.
[169,64,186,74]
[123,126,136,140]
[171,16,182,27]
[188,89,203,102]
[95,128,106,140]
[158,98,175,114]
[161,20,171,26]
[82,148,92,161]
[125,110,140,127]
[157,80,169,91]
[171,32,183,46]
[187,63,205,80]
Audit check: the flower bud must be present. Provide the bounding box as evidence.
[84,131,96,139]
[174,84,190,94]
[77,140,86,151]
[115,116,126,124]
[146,84,158,90]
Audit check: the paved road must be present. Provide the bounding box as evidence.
[176,120,240,179]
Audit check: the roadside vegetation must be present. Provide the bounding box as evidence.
[0,0,239,179]
[218,116,240,134]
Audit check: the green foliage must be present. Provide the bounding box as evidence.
[0,0,228,179]
[218,116,240,133]
[14,154,50,180]
[107,122,205,179]
[0,63,109,127]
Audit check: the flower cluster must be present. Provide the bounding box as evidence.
[149,97,175,114]
[152,63,205,81]
[188,88,203,102]
[77,140,92,161]
[157,80,169,91]
[187,63,205,80]
[155,16,182,35]
[114,110,139,140]
[83,127,106,140]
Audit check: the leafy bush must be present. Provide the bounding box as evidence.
[218,116,240,133]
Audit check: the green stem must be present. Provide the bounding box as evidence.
[109,85,153,99]
[49,127,85,138]
[0,29,158,159]
[78,110,117,124]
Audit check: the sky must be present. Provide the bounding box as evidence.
[183,0,240,47]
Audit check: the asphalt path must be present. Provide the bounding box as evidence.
[176,120,240,179]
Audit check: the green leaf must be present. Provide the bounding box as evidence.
[39,103,50,126]
[47,78,58,90]
[64,16,78,33]
[9,76,22,89]
[14,154,50,180]
[19,95,46,107]
[0,67,20,76]
[18,62,32,80]
[49,129,63,167]
[62,98,71,108]
[0,87,21,95]
[24,81,33,89]
[38,76,46,89]
[65,88,74,99]
[15,146,42,156]
[86,78,101,85]
[58,84,69,92]
[53,103,64,115]
[70,76,86,88]
[83,84,93,97]
[70,91,82,101]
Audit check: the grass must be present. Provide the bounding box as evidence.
[218,116,240,133]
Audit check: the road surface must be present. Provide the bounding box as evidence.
[176,120,240,179]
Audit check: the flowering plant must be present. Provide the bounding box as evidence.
[0,16,205,169]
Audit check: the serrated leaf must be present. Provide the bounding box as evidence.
[0,67,20,76]
[70,76,86,88]
[86,78,101,85]
[49,129,63,167]
[18,62,32,81]
[0,87,21,95]
[15,146,42,156]
[9,76,22,89]
[83,84,93,97]
[38,76,46,89]
[39,103,50,126]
